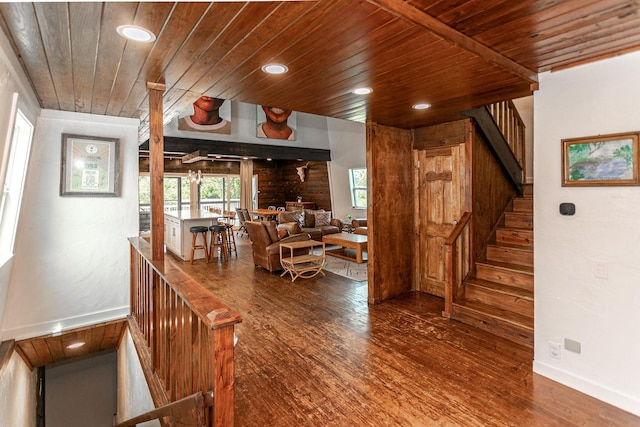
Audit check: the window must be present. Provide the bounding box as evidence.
[349,168,367,209]
[199,175,240,212]
[138,173,240,213]
[0,109,34,257]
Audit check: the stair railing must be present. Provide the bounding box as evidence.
[129,237,242,427]
[488,100,526,171]
[443,211,472,318]
[116,391,213,427]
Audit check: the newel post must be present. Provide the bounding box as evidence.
[148,82,165,260]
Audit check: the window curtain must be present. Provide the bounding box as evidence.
[240,159,253,209]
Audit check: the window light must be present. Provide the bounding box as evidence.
[413,103,431,110]
[352,87,373,95]
[261,63,288,74]
[116,25,156,43]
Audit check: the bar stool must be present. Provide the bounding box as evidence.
[220,211,238,258]
[189,226,209,265]
[209,224,228,261]
[222,222,237,257]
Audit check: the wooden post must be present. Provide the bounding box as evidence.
[210,326,235,427]
[148,82,166,260]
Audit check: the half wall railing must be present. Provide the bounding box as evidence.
[443,211,472,318]
[129,237,242,427]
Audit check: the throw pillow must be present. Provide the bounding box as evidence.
[277,228,289,239]
[315,211,332,226]
[303,209,316,228]
[264,220,280,243]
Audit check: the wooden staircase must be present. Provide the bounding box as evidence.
[451,185,533,348]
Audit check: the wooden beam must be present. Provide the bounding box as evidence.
[366,0,538,84]
[139,137,332,162]
[148,82,165,260]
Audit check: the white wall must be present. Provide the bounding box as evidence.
[0,21,40,340]
[0,349,37,427]
[117,328,160,427]
[327,117,366,221]
[2,110,139,339]
[533,51,640,415]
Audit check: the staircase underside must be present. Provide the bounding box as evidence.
[452,185,533,348]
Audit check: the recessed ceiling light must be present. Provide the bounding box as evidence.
[261,63,288,75]
[116,25,156,43]
[66,341,85,349]
[353,87,373,95]
[266,158,273,161]
[412,103,431,110]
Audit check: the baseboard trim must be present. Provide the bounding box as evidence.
[533,360,640,417]
[2,306,129,341]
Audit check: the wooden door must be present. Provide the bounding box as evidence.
[413,145,466,296]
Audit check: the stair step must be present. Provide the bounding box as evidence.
[486,243,533,267]
[513,198,533,212]
[452,300,533,348]
[522,184,533,197]
[495,227,533,247]
[504,212,533,229]
[465,278,533,318]
[475,260,533,290]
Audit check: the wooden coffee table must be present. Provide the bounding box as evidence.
[322,233,368,264]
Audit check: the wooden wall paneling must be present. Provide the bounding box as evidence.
[253,160,283,209]
[471,125,516,261]
[280,161,332,211]
[413,120,467,150]
[367,123,414,304]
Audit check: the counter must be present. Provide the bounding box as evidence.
[164,210,223,261]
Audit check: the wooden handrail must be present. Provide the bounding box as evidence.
[116,391,213,427]
[488,100,526,173]
[444,212,472,318]
[129,237,242,427]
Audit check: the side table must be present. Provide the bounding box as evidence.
[342,223,355,233]
[279,240,326,282]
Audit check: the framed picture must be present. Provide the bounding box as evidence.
[177,96,231,135]
[60,134,120,196]
[562,132,640,187]
[256,105,296,140]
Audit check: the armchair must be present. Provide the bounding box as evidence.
[352,218,368,235]
[245,221,311,272]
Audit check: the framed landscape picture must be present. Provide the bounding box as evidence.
[60,134,120,196]
[561,132,640,187]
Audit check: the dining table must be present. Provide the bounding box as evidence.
[250,208,280,221]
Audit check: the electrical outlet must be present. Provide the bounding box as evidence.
[549,341,562,360]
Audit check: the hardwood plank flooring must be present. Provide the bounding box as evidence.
[173,237,639,426]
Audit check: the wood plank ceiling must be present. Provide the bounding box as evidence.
[14,319,126,369]
[1,0,639,143]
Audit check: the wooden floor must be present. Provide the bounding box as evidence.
[174,236,639,426]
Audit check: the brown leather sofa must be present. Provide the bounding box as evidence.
[245,220,311,272]
[352,218,368,235]
[277,209,342,241]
